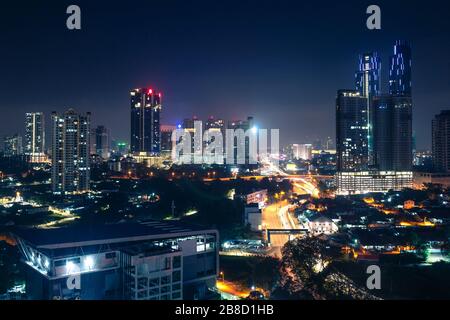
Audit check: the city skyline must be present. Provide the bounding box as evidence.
[1,1,450,149]
[2,1,450,304]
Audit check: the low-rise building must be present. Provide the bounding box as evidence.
[12,220,219,300]
[308,215,338,236]
[244,204,262,231]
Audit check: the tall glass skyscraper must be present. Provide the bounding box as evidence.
[335,90,369,171]
[355,52,381,165]
[389,40,412,97]
[51,109,91,194]
[130,88,161,155]
[355,52,382,99]
[372,95,413,171]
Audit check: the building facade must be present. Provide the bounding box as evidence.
[389,40,412,97]
[432,110,450,173]
[336,90,369,171]
[372,95,413,171]
[51,109,90,194]
[336,42,413,195]
[355,52,381,164]
[13,221,219,300]
[130,88,161,155]
[25,112,45,162]
[3,134,23,156]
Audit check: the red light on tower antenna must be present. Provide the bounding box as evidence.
[158,92,162,98]
[148,89,153,95]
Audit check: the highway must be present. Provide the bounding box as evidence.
[262,200,300,258]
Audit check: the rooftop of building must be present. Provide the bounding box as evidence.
[13,220,217,249]
[120,242,178,257]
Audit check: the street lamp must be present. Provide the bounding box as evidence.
[219,271,225,282]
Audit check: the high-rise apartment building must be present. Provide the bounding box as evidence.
[3,134,23,156]
[336,42,413,195]
[51,109,90,194]
[25,112,45,161]
[13,221,219,300]
[432,110,450,173]
[161,125,176,156]
[292,144,313,160]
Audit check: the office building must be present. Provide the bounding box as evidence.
[51,109,90,194]
[355,52,381,165]
[389,40,412,97]
[355,52,382,99]
[336,171,413,195]
[372,95,413,171]
[130,88,161,155]
[3,134,23,156]
[227,116,255,164]
[336,42,413,195]
[336,90,369,171]
[25,112,46,162]
[432,110,450,173]
[90,125,110,159]
[13,220,219,300]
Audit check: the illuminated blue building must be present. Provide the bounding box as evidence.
[355,52,381,166]
[389,40,412,97]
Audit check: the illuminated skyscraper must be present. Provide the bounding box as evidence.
[372,95,413,171]
[389,40,412,97]
[336,90,368,171]
[355,52,381,99]
[355,52,381,165]
[130,88,161,155]
[51,109,90,194]
[25,112,45,157]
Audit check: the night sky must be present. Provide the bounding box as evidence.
[1,0,450,149]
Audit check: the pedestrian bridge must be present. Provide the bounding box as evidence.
[265,228,308,244]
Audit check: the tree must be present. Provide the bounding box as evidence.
[279,236,379,300]
[280,236,337,298]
